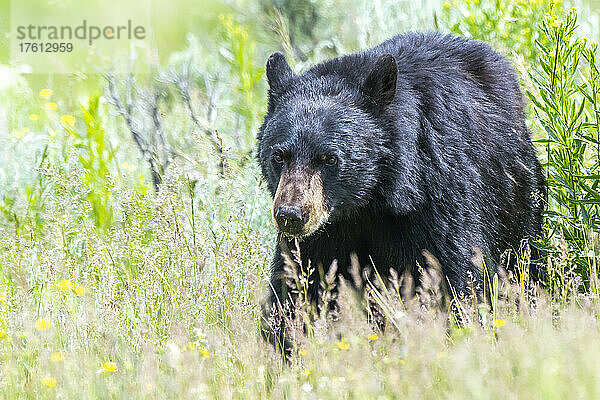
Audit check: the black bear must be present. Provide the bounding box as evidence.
[257,32,545,350]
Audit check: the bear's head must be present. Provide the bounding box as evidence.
[258,51,406,238]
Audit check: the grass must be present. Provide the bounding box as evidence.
[2,0,600,398]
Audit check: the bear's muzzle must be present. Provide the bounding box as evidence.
[272,167,329,237]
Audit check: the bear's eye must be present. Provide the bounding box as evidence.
[325,155,338,166]
[272,151,284,164]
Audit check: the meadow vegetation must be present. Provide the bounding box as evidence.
[2,0,600,398]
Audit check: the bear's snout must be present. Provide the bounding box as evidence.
[274,205,305,236]
[272,168,330,237]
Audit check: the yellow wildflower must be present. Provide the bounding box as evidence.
[121,161,136,170]
[58,280,72,292]
[102,361,117,372]
[337,341,350,350]
[443,1,451,9]
[35,318,51,331]
[199,347,210,358]
[74,285,86,296]
[39,89,53,98]
[368,333,379,342]
[50,352,65,362]
[41,376,57,387]
[0,330,6,338]
[22,127,30,134]
[0,292,5,302]
[494,319,506,327]
[299,348,308,356]
[46,102,58,111]
[303,369,311,377]
[60,115,76,126]
[187,342,196,350]
[29,114,39,121]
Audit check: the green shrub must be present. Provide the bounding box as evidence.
[526,9,600,294]
[65,95,115,231]
[440,0,561,62]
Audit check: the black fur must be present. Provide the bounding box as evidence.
[257,32,545,350]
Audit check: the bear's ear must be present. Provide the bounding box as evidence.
[363,54,397,108]
[266,52,294,91]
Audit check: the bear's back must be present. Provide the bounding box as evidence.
[304,32,524,121]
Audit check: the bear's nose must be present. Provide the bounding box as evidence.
[275,205,304,235]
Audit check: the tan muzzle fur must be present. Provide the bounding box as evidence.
[272,168,330,237]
